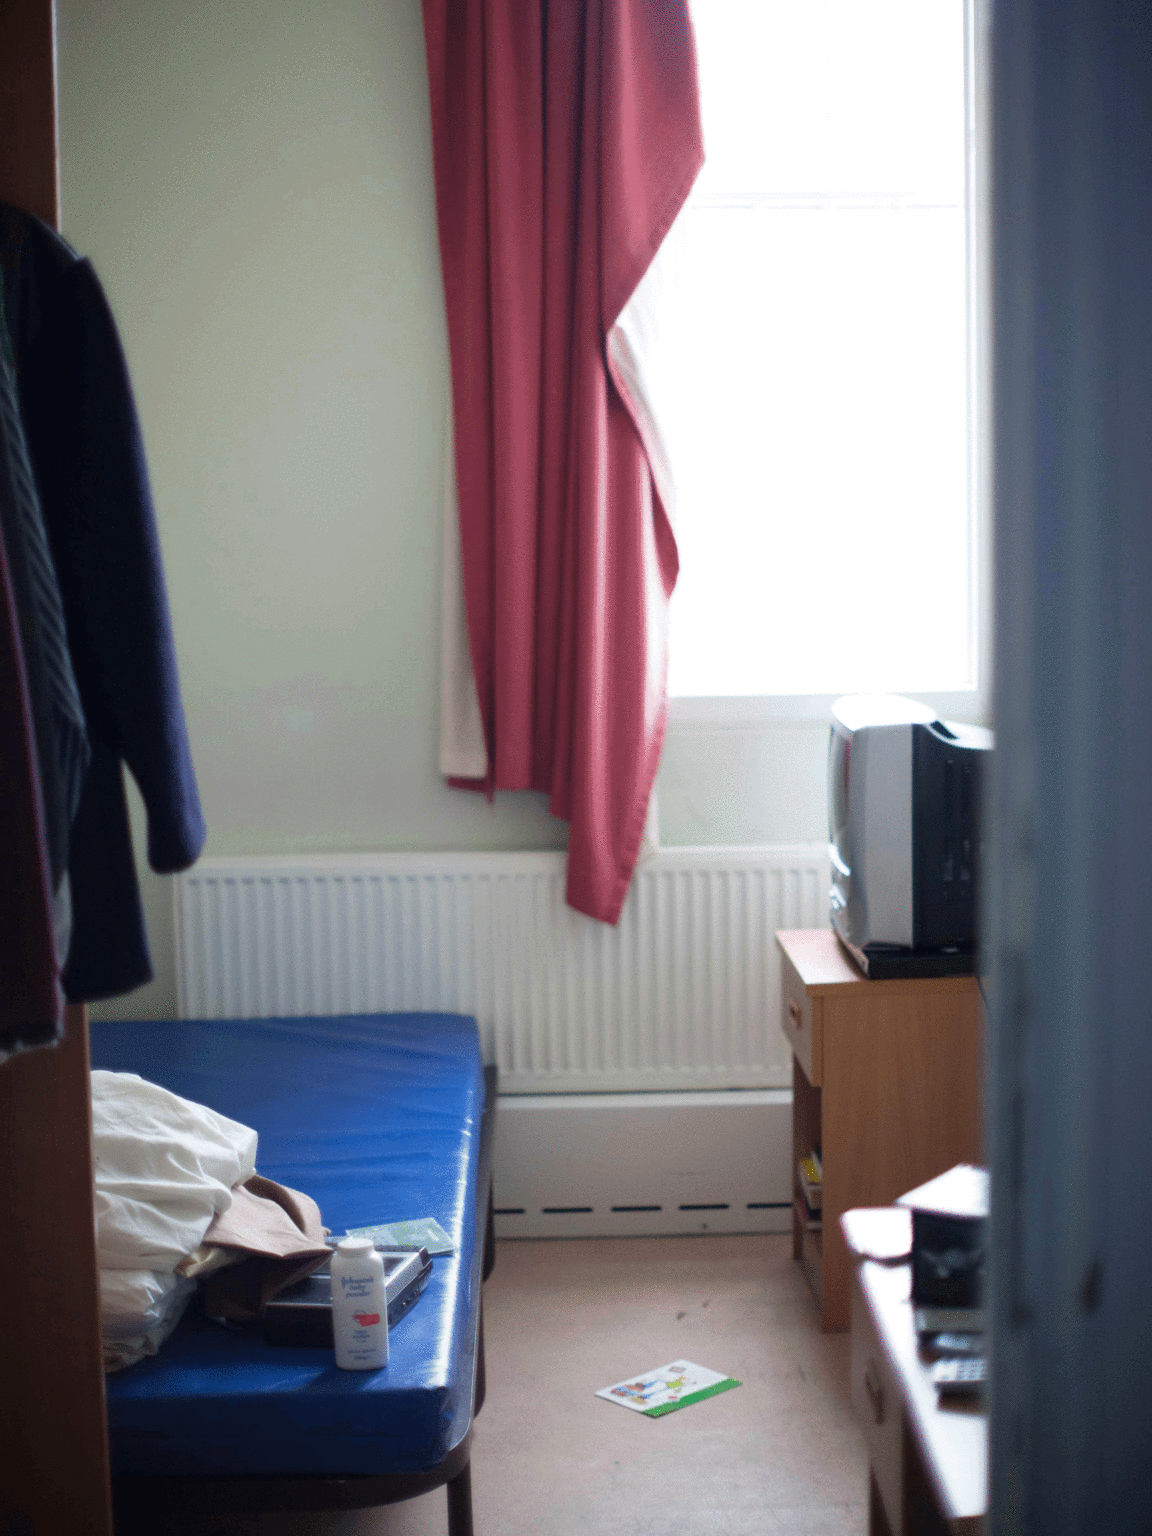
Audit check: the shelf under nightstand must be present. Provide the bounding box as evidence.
[776,929,984,1332]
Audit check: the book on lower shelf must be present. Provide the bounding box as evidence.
[797,1151,822,1217]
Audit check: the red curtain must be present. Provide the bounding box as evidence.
[423,0,703,924]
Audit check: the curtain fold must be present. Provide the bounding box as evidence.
[424,0,703,923]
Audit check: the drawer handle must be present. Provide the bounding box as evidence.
[788,1000,803,1028]
[864,1360,885,1425]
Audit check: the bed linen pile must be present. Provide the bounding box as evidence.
[91,1070,257,1370]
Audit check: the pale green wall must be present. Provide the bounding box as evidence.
[56,0,573,1020]
[56,0,967,1022]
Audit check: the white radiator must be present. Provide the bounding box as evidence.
[176,846,828,1093]
[175,846,829,1235]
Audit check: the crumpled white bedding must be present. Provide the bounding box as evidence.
[91,1070,258,1370]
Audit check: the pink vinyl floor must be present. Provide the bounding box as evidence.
[121,1233,868,1536]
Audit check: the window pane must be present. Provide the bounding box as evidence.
[692,0,965,204]
[667,0,971,698]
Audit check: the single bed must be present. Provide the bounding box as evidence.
[88,1011,496,1536]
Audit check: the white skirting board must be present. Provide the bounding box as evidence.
[492,1088,794,1239]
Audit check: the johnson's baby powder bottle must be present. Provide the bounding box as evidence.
[331,1236,389,1370]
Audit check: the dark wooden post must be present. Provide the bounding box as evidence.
[0,0,59,229]
[0,5,114,1532]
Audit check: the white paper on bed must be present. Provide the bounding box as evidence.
[92,1070,258,1271]
[99,1269,197,1372]
[91,1070,259,1369]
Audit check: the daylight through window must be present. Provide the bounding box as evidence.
[664,0,974,699]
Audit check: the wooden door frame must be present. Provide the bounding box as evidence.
[1,4,114,1531]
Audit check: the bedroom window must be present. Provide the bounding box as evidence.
[665,0,977,708]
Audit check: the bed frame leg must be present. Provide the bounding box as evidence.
[446,1459,473,1536]
[482,1183,496,1279]
[474,1298,487,1415]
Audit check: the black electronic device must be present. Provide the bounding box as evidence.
[926,1330,986,1359]
[931,1356,987,1399]
[263,1247,432,1347]
[911,1207,986,1310]
[898,1163,988,1334]
[914,1305,987,1338]
[828,695,993,978]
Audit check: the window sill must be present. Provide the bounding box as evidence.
[667,688,989,732]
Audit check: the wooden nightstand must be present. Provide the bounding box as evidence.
[776,929,984,1332]
[845,1208,987,1534]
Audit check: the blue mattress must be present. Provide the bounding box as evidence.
[88,1012,487,1479]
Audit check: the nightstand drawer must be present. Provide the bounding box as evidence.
[781,957,822,1085]
[851,1271,902,1536]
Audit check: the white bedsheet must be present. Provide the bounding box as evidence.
[91,1069,258,1369]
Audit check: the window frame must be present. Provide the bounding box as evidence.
[667,0,987,728]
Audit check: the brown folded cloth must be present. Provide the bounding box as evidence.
[193,1174,331,1321]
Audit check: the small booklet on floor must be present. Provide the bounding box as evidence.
[596,1359,740,1418]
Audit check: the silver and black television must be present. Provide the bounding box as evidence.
[828,694,993,979]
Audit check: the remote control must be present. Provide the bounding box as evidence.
[932,1356,987,1397]
[930,1331,986,1358]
